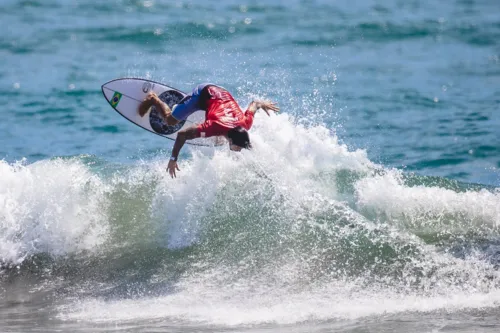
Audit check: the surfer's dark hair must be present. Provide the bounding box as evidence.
[227,126,252,149]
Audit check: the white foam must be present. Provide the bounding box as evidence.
[0,159,109,264]
[355,170,500,232]
[59,277,500,326]
[50,114,500,326]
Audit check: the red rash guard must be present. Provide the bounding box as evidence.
[196,86,254,138]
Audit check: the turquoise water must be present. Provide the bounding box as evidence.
[1,1,500,332]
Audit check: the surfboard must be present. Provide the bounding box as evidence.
[101,78,222,146]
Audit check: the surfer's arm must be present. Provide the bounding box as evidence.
[247,100,280,116]
[167,126,198,178]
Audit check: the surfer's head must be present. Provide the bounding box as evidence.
[227,126,251,151]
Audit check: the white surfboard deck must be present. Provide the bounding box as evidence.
[101,78,223,146]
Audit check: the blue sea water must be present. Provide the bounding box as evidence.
[1,0,500,332]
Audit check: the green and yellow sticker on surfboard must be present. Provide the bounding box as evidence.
[110,91,122,107]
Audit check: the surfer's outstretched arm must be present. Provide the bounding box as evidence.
[138,92,179,126]
[167,126,198,178]
[247,100,280,116]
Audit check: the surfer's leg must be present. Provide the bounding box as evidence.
[138,92,178,125]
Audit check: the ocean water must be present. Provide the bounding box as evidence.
[1,0,500,332]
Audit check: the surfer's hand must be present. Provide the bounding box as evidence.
[248,100,279,115]
[167,160,180,178]
[258,100,280,116]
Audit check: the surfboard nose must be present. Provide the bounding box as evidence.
[101,83,115,102]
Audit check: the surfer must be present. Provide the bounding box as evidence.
[138,83,279,178]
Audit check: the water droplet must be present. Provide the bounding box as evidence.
[13,82,20,89]
[244,18,252,25]
[228,26,236,33]
[433,97,439,103]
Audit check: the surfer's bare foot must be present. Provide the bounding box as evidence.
[138,102,150,117]
[140,92,178,125]
[138,92,157,117]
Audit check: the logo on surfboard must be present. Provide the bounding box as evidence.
[142,82,152,93]
[110,92,122,107]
